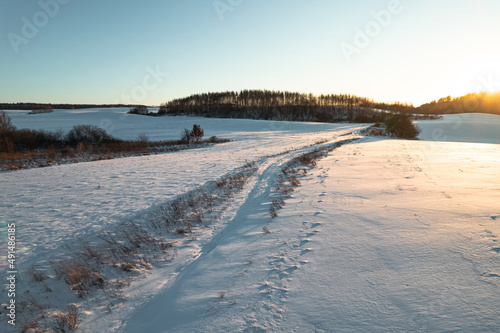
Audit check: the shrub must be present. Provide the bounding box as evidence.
[13,128,64,150]
[0,111,16,134]
[180,128,192,144]
[0,112,16,153]
[137,133,149,143]
[384,113,421,139]
[0,112,65,152]
[0,136,15,153]
[181,124,205,144]
[190,124,204,143]
[65,125,115,147]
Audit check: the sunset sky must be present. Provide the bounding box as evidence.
[1,0,500,106]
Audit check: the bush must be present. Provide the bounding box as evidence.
[137,133,149,143]
[190,124,204,143]
[0,111,16,134]
[12,129,65,150]
[180,128,192,144]
[0,112,16,153]
[384,114,420,139]
[0,112,67,152]
[180,124,205,144]
[66,125,115,147]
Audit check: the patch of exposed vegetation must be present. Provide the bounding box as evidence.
[0,112,228,172]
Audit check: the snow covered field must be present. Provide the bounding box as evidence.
[1,110,499,332]
[416,113,500,144]
[1,109,360,269]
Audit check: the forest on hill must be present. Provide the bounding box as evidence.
[3,91,499,121]
[156,90,411,123]
[154,90,499,122]
[416,92,500,115]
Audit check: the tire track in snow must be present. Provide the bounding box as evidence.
[121,135,361,332]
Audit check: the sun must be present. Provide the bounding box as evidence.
[449,56,500,98]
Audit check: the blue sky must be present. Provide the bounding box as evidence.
[1,0,500,106]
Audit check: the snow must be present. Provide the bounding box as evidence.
[119,138,500,332]
[4,108,348,141]
[416,113,500,145]
[1,109,499,332]
[285,139,500,332]
[1,110,359,270]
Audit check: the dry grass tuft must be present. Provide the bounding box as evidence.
[54,304,79,332]
[52,260,104,298]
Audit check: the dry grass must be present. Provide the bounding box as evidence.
[28,266,52,292]
[54,305,79,332]
[52,260,104,298]
[0,137,230,172]
[28,266,46,283]
[22,320,42,333]
[158,162,258,233]
[19,161,258,330]
[270,139,358,218]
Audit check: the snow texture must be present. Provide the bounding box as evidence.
[1,109,499,332]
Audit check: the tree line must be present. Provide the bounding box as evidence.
[155,89,500,120]
[157,90,385,123]
[0,103,139,111]
[416,92,500,115]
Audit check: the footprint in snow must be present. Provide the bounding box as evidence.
[491,248,500,254]
[271,256,287,264]
[299,239,311,246]
[484,273,500,278]
[293,238,311,249]
[491,216,498,220]
[300,248,313,256]
[442,192,452,199]
[257,282,273,292]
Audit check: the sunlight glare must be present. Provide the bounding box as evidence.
[449,56,500,98]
